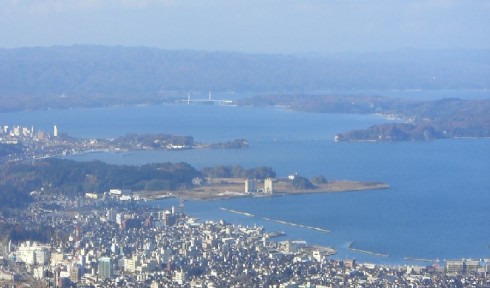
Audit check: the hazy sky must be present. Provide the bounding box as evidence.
[1,0,489,54]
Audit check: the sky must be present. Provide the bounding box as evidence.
[0,0,489,54]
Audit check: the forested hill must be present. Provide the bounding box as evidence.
[335,98,490,141]
[240,95,490,141]
[0,158,276,208]
[0,159,198,208]
[0,46,489,111]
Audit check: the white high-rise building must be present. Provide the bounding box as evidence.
[53,125,58,137]
[264,178,274,194]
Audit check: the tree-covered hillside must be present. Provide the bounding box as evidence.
[241,95,490,140]
[0,159,278,209]
[0,46,489,112]
[0,159,200,207]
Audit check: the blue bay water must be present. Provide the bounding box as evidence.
[140,139,490,264]
[2,103,489,264]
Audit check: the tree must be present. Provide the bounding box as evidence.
[291,176,315,189]
[246,166,276,180]
[311,175,328,185]
[231,165,247,178]
[201,165,232,178]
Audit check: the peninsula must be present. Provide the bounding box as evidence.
[139,177,389,201]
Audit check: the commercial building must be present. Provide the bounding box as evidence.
[98,257,113,279]
[70,264,82,283]
[446,260,465,273]
[15,241,50,265]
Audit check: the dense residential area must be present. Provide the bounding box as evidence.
[0,189,489,287]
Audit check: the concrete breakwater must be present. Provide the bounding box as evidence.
[219,207,255,217]
[220,207,331,233]
[347,241,389,257]
[261,217,331,233]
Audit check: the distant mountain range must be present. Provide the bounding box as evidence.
[0,46,489,112]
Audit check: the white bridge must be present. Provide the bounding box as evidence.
[180,92,236,106]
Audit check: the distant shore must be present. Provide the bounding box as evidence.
[138,178,389,201]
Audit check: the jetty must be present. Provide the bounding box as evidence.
[219,207,255,217]
[261,217,330,233]
[347,241,389,257]
[219,207,331,233]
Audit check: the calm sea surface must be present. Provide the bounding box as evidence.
[2,97,489,265]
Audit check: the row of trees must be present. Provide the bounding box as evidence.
[291,175,328,189]
[113,133,194,148]
[200,165,276,179]
[199,165,328,190]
